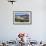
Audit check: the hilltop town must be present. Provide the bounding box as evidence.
[15,14,29,22]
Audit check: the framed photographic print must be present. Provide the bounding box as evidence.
[13,11,32,25]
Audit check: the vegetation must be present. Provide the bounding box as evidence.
[15,18,29,22]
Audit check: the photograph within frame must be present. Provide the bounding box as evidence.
[13,11,32,25]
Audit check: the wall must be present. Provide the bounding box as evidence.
[0,0,46,42]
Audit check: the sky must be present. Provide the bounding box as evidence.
[15,11,32,16]
[16,13,26,16]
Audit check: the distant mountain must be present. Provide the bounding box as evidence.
[15,14,29,20]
